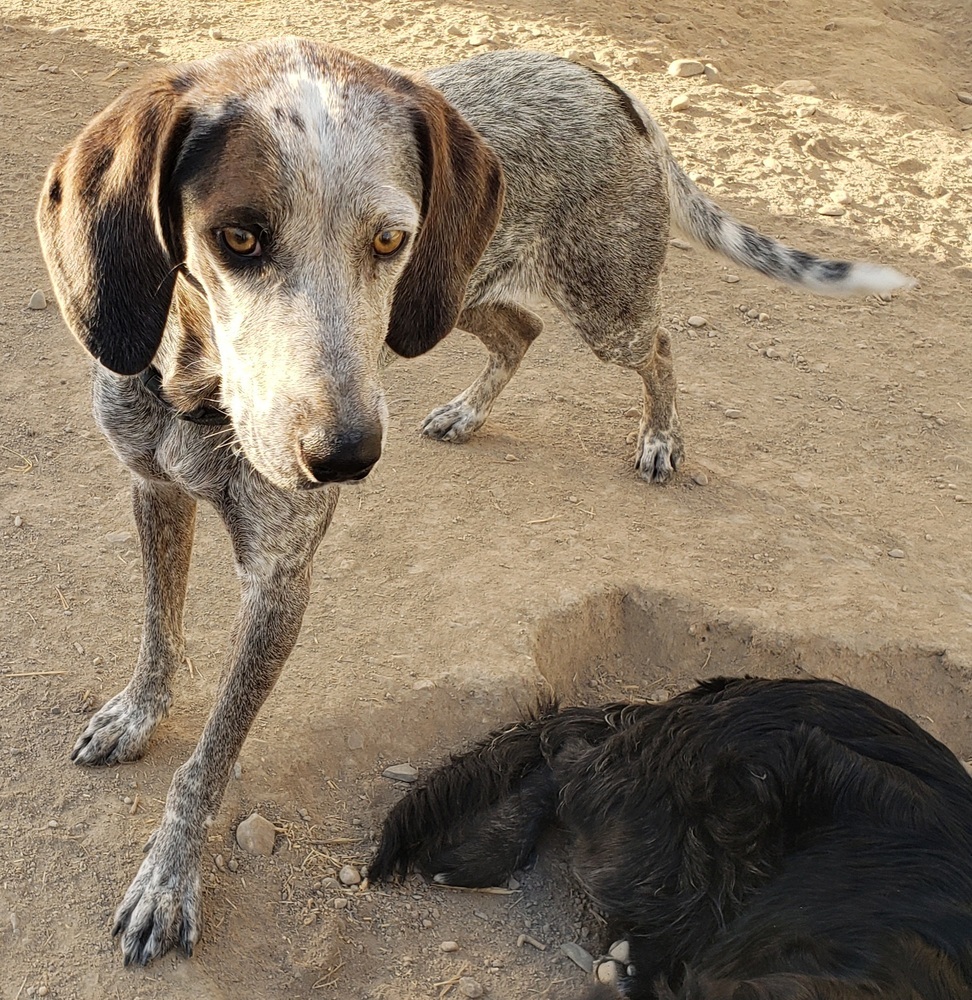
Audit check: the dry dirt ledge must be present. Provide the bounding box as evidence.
[1,1,970,997]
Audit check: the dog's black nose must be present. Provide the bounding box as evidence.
[300,424,383,484]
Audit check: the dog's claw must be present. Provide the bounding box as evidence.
[421,398,488,443]
[112,836,202,965]
[71,684,170,766]
[634,428,683,483]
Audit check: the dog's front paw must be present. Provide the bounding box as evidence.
[71,684,170,765]
[421,397,488,443]
[112,837,202,965]
[634,428,683,483]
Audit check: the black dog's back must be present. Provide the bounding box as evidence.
[373,678,972,999]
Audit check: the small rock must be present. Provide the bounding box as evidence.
[339,864,361,886]
[37,989,49,999]
[347,731,364,750]
[668,58,705,77]
[888,548,906,559]
[831,189,851,204]
[92,656,103,666]
[691,472,709,486]
[775,79,817,95]
[48,820,58,829]
[228,858,239,872]
[13,515,23,528]
[114,59,131,69]
[653,12,672,22]
[233,760,242,779]
[669,237,693,250]
[623,406,641,418]
[670,95,691,111]
[746,308,760,319]
[517,932,548,950]
[703,63,720,81]
[459,978,484,998]
[758,313,769,323]
[686,315,707,328]
[724,274,740,283]
[105,530,133,545]
[440,940,460,952]
[333,897,349,910]
[236,812,276,856]
[382,763,418,783]
[724,408,742,419]
[504,453,517,462]
[561,941,594,973]
[28,290,47,310]
[209,27,223,39]
[958,92,972,106]
[764,346,782,359]
[817,205,846,217]
[468,33,490,46]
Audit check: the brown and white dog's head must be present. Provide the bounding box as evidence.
[36,38,504,489]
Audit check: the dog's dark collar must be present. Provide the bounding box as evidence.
[138,367,231,427]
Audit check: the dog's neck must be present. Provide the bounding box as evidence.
[149,275,228,425]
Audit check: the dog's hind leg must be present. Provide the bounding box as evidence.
[72,479,196,765]
[581,310,683,484]
[421,302,543,443]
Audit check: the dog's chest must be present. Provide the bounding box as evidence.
[92,370,239,500]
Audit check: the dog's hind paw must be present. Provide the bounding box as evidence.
[592,940,635,994]
[71,684,170,765]
[421,397,488,443]
[112,837,202,965]
[634,428,683,483]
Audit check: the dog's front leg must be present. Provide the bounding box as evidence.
[112,486,339,965]
[73,478,196,764]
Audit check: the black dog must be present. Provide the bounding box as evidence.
[371,677,972,999]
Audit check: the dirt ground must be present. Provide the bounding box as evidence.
[1,0,970,996]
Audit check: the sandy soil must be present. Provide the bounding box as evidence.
[1,0,970,997]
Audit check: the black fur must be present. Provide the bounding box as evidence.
[372,677,972,1000]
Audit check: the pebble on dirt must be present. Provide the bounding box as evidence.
[671,94,691,111]
[236,812,276,855]
[667,58,705,77]
[888,548,906,559]
[28,290,47,310]
[382,762,418,783]
[561,941,594,972]
[724,408,743,419]
[440,940,460,952]
[339,864,361,886]
[459,978,484,998]
[687,315,707,328]
[775,78,817,95]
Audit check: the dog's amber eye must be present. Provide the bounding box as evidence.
[221,227,261,257]
[373,229,405,257]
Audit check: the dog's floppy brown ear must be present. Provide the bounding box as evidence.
[36,71,196,375]
[385,84,505,359]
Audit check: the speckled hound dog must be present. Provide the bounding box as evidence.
[37,38,912,966]
[373,678,972,1000]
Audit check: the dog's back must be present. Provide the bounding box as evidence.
[373,677,972,1000]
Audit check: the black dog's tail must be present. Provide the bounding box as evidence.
[371,702,617,887]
